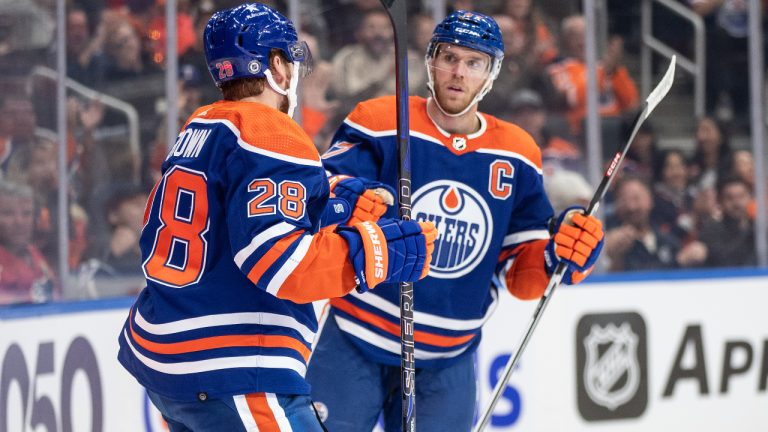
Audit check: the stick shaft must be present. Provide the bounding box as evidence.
[379,1,416,430]
[473,56,676,432]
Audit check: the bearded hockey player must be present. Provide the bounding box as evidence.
[307,10,604,432]
[117,3,436,430]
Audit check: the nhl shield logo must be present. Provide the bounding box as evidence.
[576,312,648,421]
[412,180,492,278]
[583,323,640,410]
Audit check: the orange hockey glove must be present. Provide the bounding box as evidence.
[544,206,604,284]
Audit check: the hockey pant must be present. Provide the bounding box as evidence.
[306,310,476,432]
[147,390,325,431]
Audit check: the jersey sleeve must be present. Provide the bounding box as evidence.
[495,161,555,300]
[226,134,357,304]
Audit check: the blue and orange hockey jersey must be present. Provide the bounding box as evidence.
[118,101,359,401]
[322,96,555,368]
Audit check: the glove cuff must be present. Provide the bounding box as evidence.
[351,221,389,289]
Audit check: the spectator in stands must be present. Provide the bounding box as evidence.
[62,6,106,85]
[6,138,89,272]
[546,15,639,136]
[501,0,558,65]
[321,0,383,48]
[299,31,339,152]
[0,94,36,146]
[101,12,155,80]
[728,149,758,219]
[689,116,733,191]
[145,0,197,65]
[97,184,147,275]
[699,176,756,267]
[505,89,583,173]
[621,122,658,183]
[688,0,749,126]
[179,3,218,104]
[605,176,706,271]
[330,9,426,115]
[66,95,111,205]
[481,15,542,114]
[0,94,36,175]
[730,148,755,191]
[0,181,56,305]
[651,149,696,243]
[409,13,436,54]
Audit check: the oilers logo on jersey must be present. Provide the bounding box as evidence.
[412,180,493,279]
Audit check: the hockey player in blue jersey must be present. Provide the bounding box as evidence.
[117,4,437,431]
[307,10,605,431]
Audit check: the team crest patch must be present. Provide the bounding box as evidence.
[412,180,492,278]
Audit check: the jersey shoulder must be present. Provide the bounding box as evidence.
[345,95,427,133]
[481,114,543,170]
[185,101,320,164]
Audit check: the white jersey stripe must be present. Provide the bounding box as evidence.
[234,222,296,268]
[333,316,473,360]
[475,148,543,174]
[134,309,315,344]
[502,229,551,247]
[348,289,498,331]
[189,118,323,167]
[344,117,542,173]
[343,118,445,147]
[233,395,260,432]
[266,234,314,296]
[123,331,307,376]
[266,393,293,431]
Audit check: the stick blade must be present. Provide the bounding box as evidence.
[644,55,676,117]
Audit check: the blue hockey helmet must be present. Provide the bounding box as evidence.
[427,10,504,63]
[203,3,313,87]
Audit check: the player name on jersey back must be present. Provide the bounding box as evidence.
[166,127,213,161]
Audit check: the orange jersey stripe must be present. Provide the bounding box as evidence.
[129,314,311,361]
[247,230,304,286]
[245,393,281,432]
[331,298,475,348]
[275,227,357,304]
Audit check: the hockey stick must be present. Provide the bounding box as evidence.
[473,55,677,432]
[379,1,416,431]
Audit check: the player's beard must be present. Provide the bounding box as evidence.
[434,84,476,115]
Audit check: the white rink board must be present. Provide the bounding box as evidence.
[476,272,768,431]
[1,272,767,432]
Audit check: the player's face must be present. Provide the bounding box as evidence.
[430,44,491,114]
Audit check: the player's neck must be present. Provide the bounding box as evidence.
[426,98,481,135]
[238,87,286,112]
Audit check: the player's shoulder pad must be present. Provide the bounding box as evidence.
[481,114,543,171]
[345,95,425,135]
[188,101,321,166]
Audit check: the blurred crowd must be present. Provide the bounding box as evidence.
[0,0,764,305]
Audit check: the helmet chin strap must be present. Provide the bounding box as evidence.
[264,61,300,118]
[424,56,501,118]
